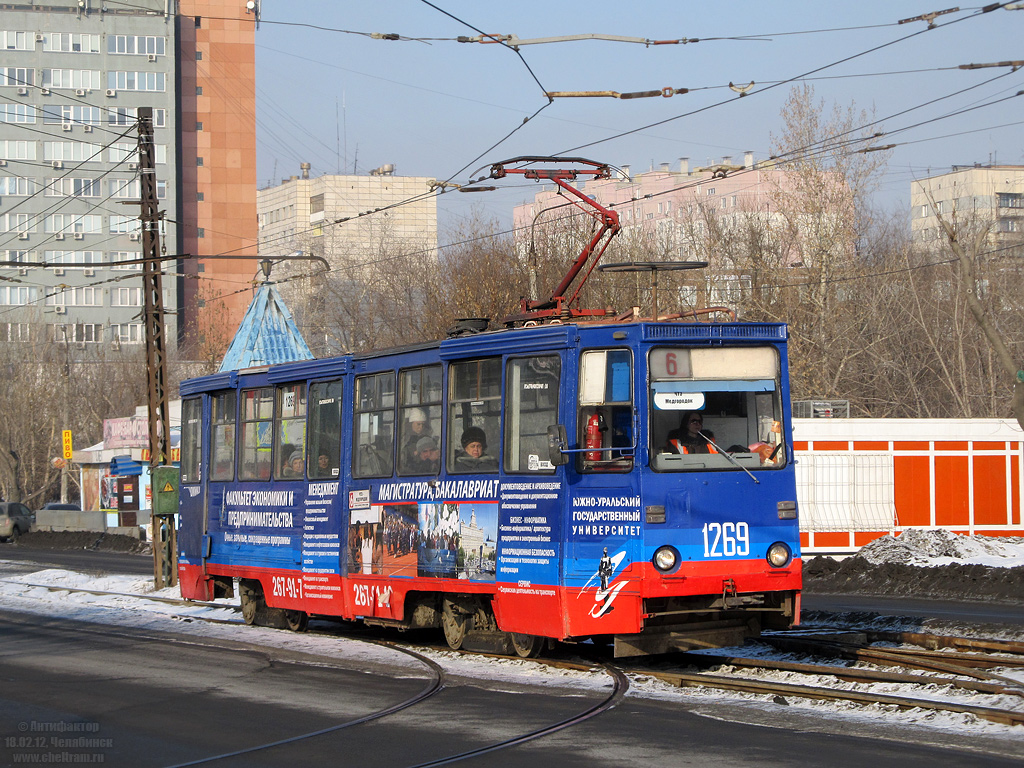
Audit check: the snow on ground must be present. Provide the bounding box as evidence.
[0,562,610,691]
[2,539,1024,754]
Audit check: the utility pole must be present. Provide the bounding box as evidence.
[137,107,170,467]
[60,326,70,503]
[138,108,175,587]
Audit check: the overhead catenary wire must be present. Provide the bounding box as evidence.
[7,4,1010,315]
[0,130,142,252]
[252,41,1018,180]
[97,0,1024,46]
[555,2,1014,156]
[245,2,1017,217]
[293,94,1019,289]
[212,59,1021,276]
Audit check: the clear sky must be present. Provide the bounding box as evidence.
[252,2,1024,237]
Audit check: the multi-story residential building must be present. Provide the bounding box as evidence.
[0,0,178,349]
[910,164,1024,250]
[256,164,438,351]
[0,0,259,356]
[258,163,438,266]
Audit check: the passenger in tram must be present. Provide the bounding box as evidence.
[401,408,432,468]
[282,449,305,477]
[410,436,440,474]
[455,426,497,471]
[664,412,713,454]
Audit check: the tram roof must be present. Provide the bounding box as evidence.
[182,320,788,395]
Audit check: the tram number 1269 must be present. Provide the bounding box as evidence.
[702,522,750,557]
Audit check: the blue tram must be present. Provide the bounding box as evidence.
[178,319,801,657]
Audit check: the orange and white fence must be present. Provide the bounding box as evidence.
[794,418,1023,554]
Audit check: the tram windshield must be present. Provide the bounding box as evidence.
[649,346,785,472]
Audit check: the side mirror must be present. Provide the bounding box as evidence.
[546,424,569,466]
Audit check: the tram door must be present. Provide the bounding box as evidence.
[564,349,641,595]
[176,396,207,585]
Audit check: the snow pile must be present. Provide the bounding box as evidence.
[18,567,156,594]
[855,530,1024,568]
[804,532,1024,603]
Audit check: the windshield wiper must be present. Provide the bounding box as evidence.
[700,430,759,484]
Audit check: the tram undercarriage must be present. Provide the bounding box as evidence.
[611,591,800,657]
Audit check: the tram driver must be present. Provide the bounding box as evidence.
[664,411,714,454]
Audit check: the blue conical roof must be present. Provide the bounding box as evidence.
[219,282,314,372]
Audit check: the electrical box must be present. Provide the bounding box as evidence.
[152,465,179,516]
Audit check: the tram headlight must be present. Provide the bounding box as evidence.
[653,545,679,572]
[766,542,792,568]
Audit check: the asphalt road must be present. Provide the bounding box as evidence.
[0,543,153,576]
[802,593,1024,627]
[0,607,1019,768]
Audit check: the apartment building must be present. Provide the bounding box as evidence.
[910,164,1024,250]
[258,164,438,267]
[256,164,438,351]
[177,0,259,356]
[0,0,178,348]
[0,0,259,356]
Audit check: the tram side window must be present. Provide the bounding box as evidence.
[239,387,274,480]
[308,380,342,479]
[398,365,442,476]
[577,349,633,472]
[180,397,202,484]
[505,355,561,474]
[209,391,236,481]
[275,383,307,479]
[353,372,395,478]
[448,358,500,474]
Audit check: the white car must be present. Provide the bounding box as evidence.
[0,502,34,542]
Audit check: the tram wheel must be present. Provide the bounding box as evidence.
[239,581,264,626]
[509,632,543,659]
[441,600,468,650]
[284,610,309,632]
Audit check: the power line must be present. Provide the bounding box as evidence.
[0,126,141,251]
[555,3,1013,156]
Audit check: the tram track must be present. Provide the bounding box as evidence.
[163,638,449,768]
[8,577,1024,730]
[628,630,1024,727]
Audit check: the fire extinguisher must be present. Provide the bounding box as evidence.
[585,411,605,461]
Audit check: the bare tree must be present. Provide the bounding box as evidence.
[0,336,148,505]
[924,191,1024,429]
[762,85,892,403]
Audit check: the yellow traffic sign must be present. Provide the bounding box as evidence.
[62,430,73,460]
